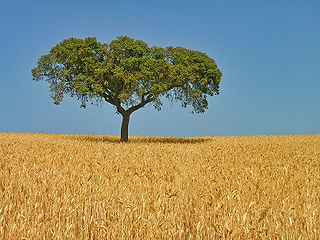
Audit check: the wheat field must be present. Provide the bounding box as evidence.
[0,133,319,239]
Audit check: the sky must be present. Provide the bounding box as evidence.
[1,0,319,137]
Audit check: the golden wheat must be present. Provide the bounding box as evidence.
[0,133,319,239]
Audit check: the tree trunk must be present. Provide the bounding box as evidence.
[120,113,130,142]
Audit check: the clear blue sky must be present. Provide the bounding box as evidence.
[1,0,319,137]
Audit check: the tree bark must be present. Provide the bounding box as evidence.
[112,95,155,142]
[120,113,130,142]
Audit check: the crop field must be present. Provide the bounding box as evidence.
[0,133,319,239]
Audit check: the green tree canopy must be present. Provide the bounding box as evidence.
[32,36,222,141]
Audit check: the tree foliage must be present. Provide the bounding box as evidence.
[32,36,222,114]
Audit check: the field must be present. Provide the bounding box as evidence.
[0,133,319,239]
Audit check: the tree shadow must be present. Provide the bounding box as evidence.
[69,135,120,143]
[69,135,212,144]
[130,136,211,144]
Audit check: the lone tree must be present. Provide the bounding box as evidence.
[32,36,222,142]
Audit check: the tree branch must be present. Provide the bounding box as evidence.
[101,92,115,105]
[113,98,126,115]
[101,93,126,115]
[127,95,156,114]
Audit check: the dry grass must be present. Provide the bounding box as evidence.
[0,133,319,239]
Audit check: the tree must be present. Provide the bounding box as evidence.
[32,36,222,142]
